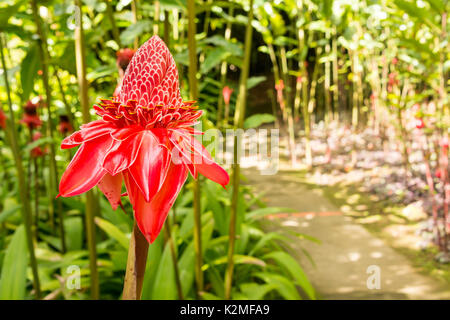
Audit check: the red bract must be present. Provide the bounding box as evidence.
[222,86,233,105]
[0,109,6,129]
[59,36,229,243]
[21,100,42,129]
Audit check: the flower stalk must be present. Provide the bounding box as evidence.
[122,222,149,300]
[225,0,254,300]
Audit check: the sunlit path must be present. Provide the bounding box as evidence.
[245,167,450,300]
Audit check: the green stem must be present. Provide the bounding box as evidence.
[0,33,41,299]
[217,6,234,128]
[131,0,139,49]
[54,70,76,130]
[225,0,254,300]
[105,0,121,47]
[122,222,149,300]
[153,0,160,35]
[187,0,204,295]
[31,0,61,235]
[75,0,99,299]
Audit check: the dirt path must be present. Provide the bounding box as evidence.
[244,167,450,300]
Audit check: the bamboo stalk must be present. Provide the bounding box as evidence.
[31,0,63,241]
[0,33,41,299]
[54,70,75,130]
[153,0,160,35]
[105,0,121,47]
[187,0,204,295]
[131,0,139,49]
[74,0,99,299]
[225,0,254,300]
[122,223,149,300]
[217,6,234,128]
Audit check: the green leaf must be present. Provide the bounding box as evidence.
[151,242,177,299]
[240,283,277,300]
[94,217,129,250]
[0,225,28,300]
[264,251,316,299]
[120,20,152,45]
[0,1,25,29]
[254,272,302,300]
[64,217,83,251]
[0,203,21,224]
[243,113,276,129]
[200,47,231,74]
[246,76,266,90]
[20,44,41,101]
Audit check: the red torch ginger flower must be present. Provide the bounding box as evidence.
[59,36,229,243]
[0,109,6,129]
[222,86,233,106]
[58,115,73,135]
[21,100,42,129]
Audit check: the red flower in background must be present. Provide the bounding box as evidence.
[414,118,425,129]
[0,109,6,129]
[31,131,46,158]
[59,36,229,243]
[58,115,73,135]
[114,48,137,97]
[222,86,233,105]
[21,100,42,129]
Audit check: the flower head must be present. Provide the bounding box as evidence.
[21,100,42,129]
[58,115,73,135]
[222,86,233,105]
[59,36,229,243]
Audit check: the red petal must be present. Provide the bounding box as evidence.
[128,131,170,202]
[102,131,143,176]
[59,134,113,197]
[173,132,230,187]
[111,124,143,141]
[124,163,188,243]
[98,173,123,210]
[61,120,114,149]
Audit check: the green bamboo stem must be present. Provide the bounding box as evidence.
[122,222,149,300]
[187,0,203,295]
[131,0,139,49]
[153,0,160,35]
[31,0,62,238]
[324,29,331,126]
[332,26,339,121]
[225,0,254,300]
[0,33,41,299]
[105,0,122,47]
[217,6,234,128]
[164,11,170,47]
[74,0,99,299]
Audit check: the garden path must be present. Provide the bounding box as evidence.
[244,167,450,300]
